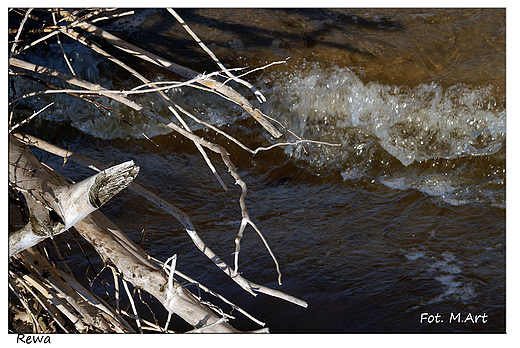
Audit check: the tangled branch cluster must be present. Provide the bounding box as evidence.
[8,8,337,333]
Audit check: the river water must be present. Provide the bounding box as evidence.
[10,8,505,332]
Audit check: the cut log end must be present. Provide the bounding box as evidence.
[89,161,139,209]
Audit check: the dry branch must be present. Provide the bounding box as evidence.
[167,8,267,104]
[8,134,139,257]
[10,248,134,333]
[72,20,283,138]
[12,132,308,309]
[8,9,313,334]
[73,211,241,333]
[58,25,228,191]
[9,58,285,294]
[8,136,244,332]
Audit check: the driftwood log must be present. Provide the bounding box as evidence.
[8,133,262,333]
[8,134,139,257]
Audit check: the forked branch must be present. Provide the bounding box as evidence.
[8,135,139,257]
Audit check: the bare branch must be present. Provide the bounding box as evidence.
[167,8,267,103]
[9,135,139,256]
[74,21,283,138]
[9,102,54,132]
[10,8,33,59]
[12,133,309,308]
[122,279,142,333]
[51,10,76,76]
[13,9,107,55]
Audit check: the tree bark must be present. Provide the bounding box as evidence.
[73,211,242,333]
[8,134,139,256]
[8,134,243,332]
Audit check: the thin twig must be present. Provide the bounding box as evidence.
[221,58,289,87]
[9,102,54,132]
[137,289,160,329]
[91,10,135,23]
[10,8,33,59]
[14,8,107,55]
[188,317,229,333]
[153,255,266,327]
[252,138,341,155]
[122,279,142,333]
[167,8,267,103]
[52,10,76,76]
[111,267,120,314]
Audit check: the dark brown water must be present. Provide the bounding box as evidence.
[10,8,505,332]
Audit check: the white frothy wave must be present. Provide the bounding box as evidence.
[260,62,505,206]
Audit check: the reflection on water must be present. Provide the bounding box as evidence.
[9,8,505,332]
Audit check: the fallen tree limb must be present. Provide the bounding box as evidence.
[12,132,308,309]
[8,9,310,333]
[9,58,285,294]
[73,210,242,333]
[73,19,283,138]
[8,134,139,257]
[8,136,244,332]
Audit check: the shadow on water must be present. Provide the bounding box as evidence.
[176,8,404,51]
[107,8,504,90]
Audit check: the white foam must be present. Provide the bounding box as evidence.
[260,62,504,206]
[402,249,426,261]
[426,252,476,303]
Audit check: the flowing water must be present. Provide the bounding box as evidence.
[9,8,505,332]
